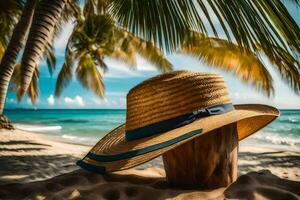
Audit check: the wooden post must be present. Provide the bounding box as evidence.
[162,123,238,189]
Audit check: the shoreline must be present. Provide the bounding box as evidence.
[1,128,299,182]
[0,129,299,199]
[12,118,300,152]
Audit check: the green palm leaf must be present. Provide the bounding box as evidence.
[261,45,300,94]
[11,62,39,104]
[76,53,105,97]
[181,32,274,96]
[124,31,172,72]
[110,0,199,52]
[55,48,74,97]
[55,12,172,97]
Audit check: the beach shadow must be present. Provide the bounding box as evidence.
[238,151,300,174]
[0,155,80,185]
[0,147,46,152]
[0,139,76,185]
[0,140,51,147]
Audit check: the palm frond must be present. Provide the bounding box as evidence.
[83,0,112,16]
[111,0,300,64]
[110,47,137,68]
[110,33,137,68]
[0,41,5,61]
[9,62,21,94]
[76,53,105,97]
[62,0,81,22]
[125,32,172,72]
[181,32,274,96]
[83,0,97,17]
[11,62,39,104]
[262,45,300,94]
[0,0,23,47]
[44,41,56,76]
[55,50,74,97]
[97,0,112,13]
[26,67,39,104]
[110,0,199,52]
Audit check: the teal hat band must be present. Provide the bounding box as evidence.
[125,103,234,141]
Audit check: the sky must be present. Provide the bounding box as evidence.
[5,2,300,109]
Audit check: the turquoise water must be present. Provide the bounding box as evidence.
[4,109,125,144]
[4,109,300,151]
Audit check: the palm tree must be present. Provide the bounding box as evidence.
[0,0,300,120]
[0,0,79,116]
[0,0,35,116]
[55,12,172,97]
[0,0,26,128]
[0,0,23,59]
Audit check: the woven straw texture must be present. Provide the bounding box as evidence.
[81,71,279,172]
[126,71,230,131]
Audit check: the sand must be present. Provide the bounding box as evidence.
[0,129,299,199]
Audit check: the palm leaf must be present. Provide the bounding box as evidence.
[44,41,56,76]
[0,0,37,113]
[11,62,39,104]
[26,67,39,104]
[0,41,5,61]
[110,32,137,68]
[124,32,172,72]
[55,49,74,97]
[261,45,300,94]
[110,46,137,68]
[76,53,105,97]
[0,0,23,48]
[110,0,300,89]
[110,0,199,52]
[181,32,274,96]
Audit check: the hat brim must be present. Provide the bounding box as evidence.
[77,104,279,173]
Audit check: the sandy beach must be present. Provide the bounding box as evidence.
[0,129,299,199]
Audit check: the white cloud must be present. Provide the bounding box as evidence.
[47,95,55,106]
[64,96,85,107]
[92,97,110,106]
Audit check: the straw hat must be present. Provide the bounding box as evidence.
[77,70,279,173]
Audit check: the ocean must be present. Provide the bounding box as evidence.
[3,109,300,151]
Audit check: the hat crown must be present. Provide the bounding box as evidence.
[126,71,231,131]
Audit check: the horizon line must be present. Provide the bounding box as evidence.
[4,108,300,111]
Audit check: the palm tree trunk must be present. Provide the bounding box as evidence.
[0,0,37,115]
[19,0,67,96]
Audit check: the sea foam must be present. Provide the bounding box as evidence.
[15,123,62,132]
[252,131,300,147]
